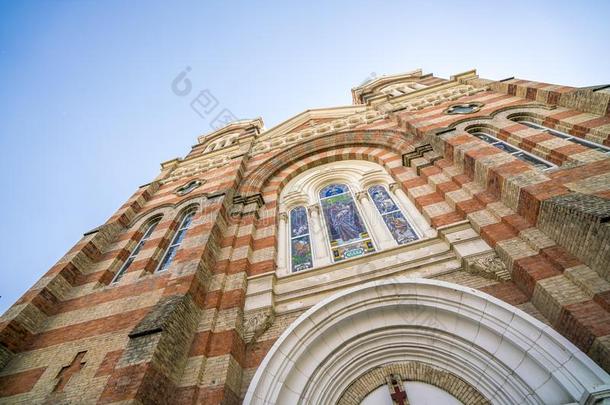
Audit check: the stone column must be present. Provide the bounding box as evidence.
[276,212,288,271]
[389,183,435,237]
[356,191,395,250]
[308,204,331,266]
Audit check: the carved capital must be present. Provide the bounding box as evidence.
[355,191,370,201]
[307,204,321,215]
[279,212,288,222]
[389,182,401,193]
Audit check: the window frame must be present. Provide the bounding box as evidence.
[155,208,197,273]
[111,217,161,284]
[470,131,556,171]
[517,120,610,154]
[366,184,421,245]
[317,183,377,263]
[288,206,314,273]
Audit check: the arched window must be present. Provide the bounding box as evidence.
[470,131,554,170]
[112,217,161,283]
[517,120,610,154]
[289,206,313,272]
[319,183,375,262]
[367,185,419,245]
[277,160,434,274]
[156,209,196,272]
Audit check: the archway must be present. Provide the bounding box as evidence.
[244,278,610,404]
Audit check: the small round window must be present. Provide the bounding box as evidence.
[444,102,483,115]
[175,180,203,196]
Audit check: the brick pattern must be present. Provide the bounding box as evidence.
[338,361,489,405]
[1,72,610,404]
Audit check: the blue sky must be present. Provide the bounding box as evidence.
[0,1,608,313]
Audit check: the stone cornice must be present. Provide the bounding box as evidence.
[250,107,388,156]
[196,118,264,144]
[256,105,367,142]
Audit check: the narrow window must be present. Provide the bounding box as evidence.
[518,120,610,154]
[289,206,313,272]
[112,218,161,283]
[319,184,375,262]
[471,132,554,170]
[156,209,196,272]
[175,180,202,196]
[368,185,419,245]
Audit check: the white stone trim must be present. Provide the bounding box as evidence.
[244,278,610,405]
[278,161,430,273]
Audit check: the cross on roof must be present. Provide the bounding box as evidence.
[53,351,87,392]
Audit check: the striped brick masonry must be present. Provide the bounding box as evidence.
[1,68,609,404]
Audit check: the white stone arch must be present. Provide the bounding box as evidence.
[276,161,433,274]
[245,278,610,405]
[205,141,217,152]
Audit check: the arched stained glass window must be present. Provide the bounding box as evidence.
[368,185,419,245]
[112,217,161,283]
[289,207,313,272]
[156,209,196,272]
[319,183,375,262]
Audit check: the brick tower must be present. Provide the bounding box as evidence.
[1,69,610,404]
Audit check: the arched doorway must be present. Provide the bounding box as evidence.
[245,278,610,404]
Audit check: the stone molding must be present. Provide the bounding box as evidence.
[231,193,265,219]
[245,278,610,404]
[402,143,433,167]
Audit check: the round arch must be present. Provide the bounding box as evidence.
[244,278,610,405]
[239,129,416,195]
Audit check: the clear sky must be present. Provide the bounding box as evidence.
[0,0,608,314]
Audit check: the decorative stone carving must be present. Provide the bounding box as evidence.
[355,190,369,201]
[463,253,511,281]
[247,84,486,158]
[161,155,232,184]
[243,308,275,344]
[307,204,320,215]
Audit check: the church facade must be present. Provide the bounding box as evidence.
[1,69,610,404]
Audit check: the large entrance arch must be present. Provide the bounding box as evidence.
[244,278,610,404]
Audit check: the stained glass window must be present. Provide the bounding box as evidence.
[368,185,419,245]
[112,217,161,283]
[289,207,313,272]
[156,209,196,272]
[319,184,375,262]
